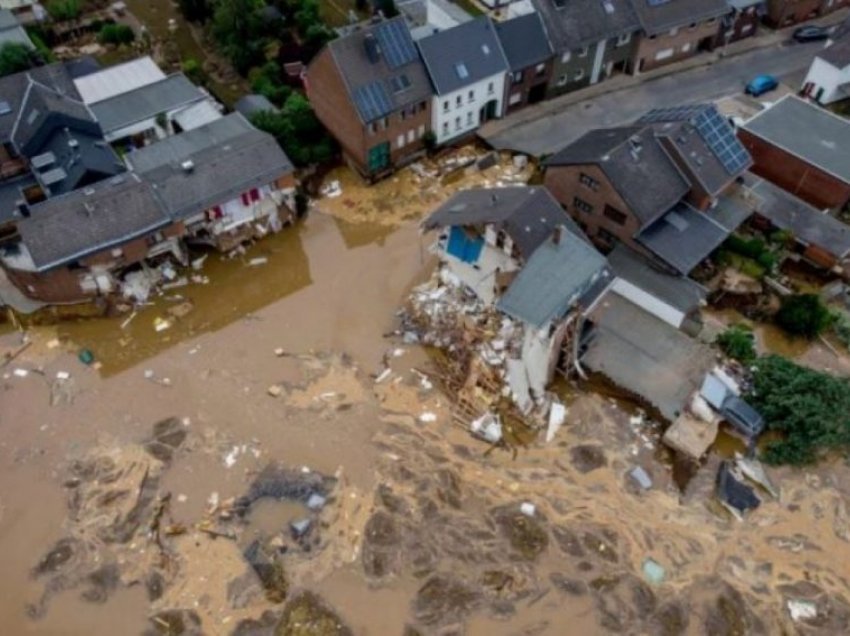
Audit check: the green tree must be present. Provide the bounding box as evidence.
[749,355,850,465]
[178,0,211,23]
[250,92,335,166]
[47,0,80,21]
[0,43,36,77]
[211,0,265,74]
[249,61,291,107]
[716,325,756,364]
[775,294,832,340]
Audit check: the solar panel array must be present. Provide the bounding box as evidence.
[375,20,418,69]
[353,81,393,122]
[693,107,751,175]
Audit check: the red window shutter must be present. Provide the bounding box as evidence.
[241,192,250,205]
[250,188,260,202]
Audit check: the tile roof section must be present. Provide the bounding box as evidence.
[741,94,850,184]
[326,16,432,123]
[417,16,509,95]
[497,228,609,327]
[818,38,850,68]
[0,63,79,144]
[546,125,690,227]
[73,56,166,104]
[630,0,730,36]
[494,13,552,72]
[17,174,170,271]
[422,185,579,260]
[531,0,639,51]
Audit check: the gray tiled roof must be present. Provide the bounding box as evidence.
[607,244,706,314]
[742,95,850,184]
[326,16,432,123]
[497,228,609,327]
[819,38,850,68]
[417,16,509,95]
[90,73,206,134]
[127,113,293,220]
[0,63,79,144]
[532,0,639,51]
[422,185,579,260]
[494,13,552,72]
[18,174,170,271]
[744,174,850,258]
[12,80,98,155]
[546,125,690,227]
[637,201,730,274]
[630,0,729,36]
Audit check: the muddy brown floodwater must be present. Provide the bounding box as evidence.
[2,202,850,635]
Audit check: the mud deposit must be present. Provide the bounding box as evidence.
[2,211,850,634]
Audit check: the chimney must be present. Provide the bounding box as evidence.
[552,226,562,246]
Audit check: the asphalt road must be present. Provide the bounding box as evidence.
[481,39,824,157]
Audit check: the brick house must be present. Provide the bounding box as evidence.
[305,16,432,180]
[764,0,824,26]
[716,0,765,47]
[631,0,729,72]
[0,175,183,303]
[544,105,753,275]
[494,13,554,114]
[737,95,850,209]
[531,0,640,97]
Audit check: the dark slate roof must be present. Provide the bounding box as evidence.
[497,228,610,327]
[630,0,730,36]
[547,125,690,227]
[819,38,850,68]
[744,174,850,258]
[607,244,706,314]
[532,0,639,51]
[17,174,170,271]
[741,95,850,184]
[711,182,755,231]
[0,63,79,144]
[325,16,432,123]
[637,201,730,274]
[494,13,552,72]
[89,73,206,134]
[0,173,38,226]
[63,55,101,79]
[422,185,578,260]
[417,16,509,95]
[234,94,278,118]
[638,104,752,198]
[127,113,294,220]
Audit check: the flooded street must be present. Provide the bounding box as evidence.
[2,174,850,635]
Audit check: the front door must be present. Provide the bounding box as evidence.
[528,83,547,104]
[367,142,390,173]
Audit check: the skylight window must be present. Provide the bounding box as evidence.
[482,44,490,55]
[455,63,469,79]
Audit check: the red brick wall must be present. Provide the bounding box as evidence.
[635,19,722,73]
[503,59,554,114]
[765,0,821,26]
[738,129,850,209]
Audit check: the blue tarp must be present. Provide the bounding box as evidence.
[447,226,484,264]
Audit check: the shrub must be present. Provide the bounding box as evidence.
[47,0,80,21]
[0,42,36,77]
[716,324,756,364]
[98,24,135,45]
[775,294,832,340]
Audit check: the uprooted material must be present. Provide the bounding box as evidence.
[233,463,336,517]
[716,461,761,520]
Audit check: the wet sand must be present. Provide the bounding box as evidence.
[1,206,850,634]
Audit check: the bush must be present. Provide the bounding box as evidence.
[98,24,135,45]
[47,0,80,21]
[182,58,204,84]
[0,42,37,77]
[755,250,777,272]
[749,355,850,465]
[250,92,335,167]
[775,294,832,340]
[726,234,766,260]
[716,324,756,364]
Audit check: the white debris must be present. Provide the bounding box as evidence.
[223,447,240,468]
[320,179,342,198]
[207,491,220,509]
[177,494,188,503]
[153,317,172,332]
[144,369,155,379]
[546,401,567,443]
[55,371,70,381]
[419,412,437,423]
[470,412,502,443]
[248,257,268,267]
[629,466,653,490]
[392,348,405,358]
[787,599,817,622]
[12,368,28,378]
[375,368,392,384]
[191,255,208,271]
[520,502,536,517]
[274,348,285,357]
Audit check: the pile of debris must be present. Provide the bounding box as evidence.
[402,267,564,446]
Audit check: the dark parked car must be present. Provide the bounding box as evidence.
[793,25,830,42]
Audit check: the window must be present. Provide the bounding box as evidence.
[418,124,425,137]
[603,204,627,225]
[442,122,449,135]
[557,75,568,86]
[397,134,405,149]
[488,82,494,94]
[495,229,506,249]
[466,111,474,125]
[597,228,617,244]
[573,196,593,214]
[509,92,522,105]
[578,46,589,57]
[456,95,462,107]
[579,172,599,191]
[535,63,546,76]
[468,89,475,102]
[443,100,449,112]
[670,26,679,36]
[419,101,427,111]
[561,51,571,63]
[512,70,523,84]
[407,129,415,143]
[367,122,376,135]
[616,32,631,46]
[400,108,407,121]
[455,116,461,130]
[682,42,691,53]
[250,188,260,202]
[111,247,123,258]
[574,68,585,81]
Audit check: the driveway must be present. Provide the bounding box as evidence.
[480,39,824,157]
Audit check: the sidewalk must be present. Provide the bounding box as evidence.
[480,9,850,140]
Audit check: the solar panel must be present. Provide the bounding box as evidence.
[693,107,751,175]
[375,20,417,70]
[353,82,394,122]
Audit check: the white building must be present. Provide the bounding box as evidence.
[801,37,850,105]
[417,16,509,144]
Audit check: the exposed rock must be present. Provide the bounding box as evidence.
[275,591,352,636]
[413,574,482,627]
[243,540,288,604]
[570,445,608,474]
[492,505,549,561]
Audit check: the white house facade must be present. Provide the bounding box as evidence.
[802,54,850,105]
[431,73,506,144]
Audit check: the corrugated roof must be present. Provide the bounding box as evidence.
[741,94,850,184]
[17,174,170,271]
[497,228,609,327]
[417,16,509,95]
[423,185,578,260]
[90,73,206,135]
[637,201,730,274]
[494,13,552,72]
[73,56,166,105]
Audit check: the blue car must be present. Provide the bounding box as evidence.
[745,75,779,97]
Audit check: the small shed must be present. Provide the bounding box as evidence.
[234,94,279,119]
